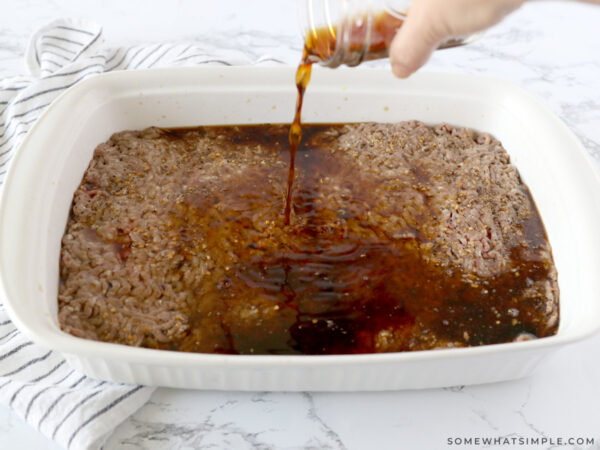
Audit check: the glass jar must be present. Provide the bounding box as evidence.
[297,0,479,68]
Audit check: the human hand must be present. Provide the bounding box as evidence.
[390,0,525,78]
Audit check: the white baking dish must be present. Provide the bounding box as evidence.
[1,67,599,391]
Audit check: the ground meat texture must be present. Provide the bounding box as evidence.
[58,122,559,354]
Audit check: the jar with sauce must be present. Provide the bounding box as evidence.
[297,0,479,68]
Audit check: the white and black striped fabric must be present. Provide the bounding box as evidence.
[0,17,288,450]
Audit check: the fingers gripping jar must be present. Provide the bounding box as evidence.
[298,0,478,68]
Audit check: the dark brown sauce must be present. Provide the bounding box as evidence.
[285,48,312,225]
[285,11,405,224]
[150,124,557,355]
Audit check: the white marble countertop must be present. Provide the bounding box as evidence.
[1,1,600,449]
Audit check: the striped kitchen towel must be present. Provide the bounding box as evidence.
[0,17,288,450]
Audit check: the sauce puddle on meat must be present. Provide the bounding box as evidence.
[59,123,559,355]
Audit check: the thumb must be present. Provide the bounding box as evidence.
[389,11,444,78]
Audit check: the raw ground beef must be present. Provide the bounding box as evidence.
[58,121,559,354]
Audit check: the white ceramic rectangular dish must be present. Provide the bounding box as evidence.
[1,67,600,391]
